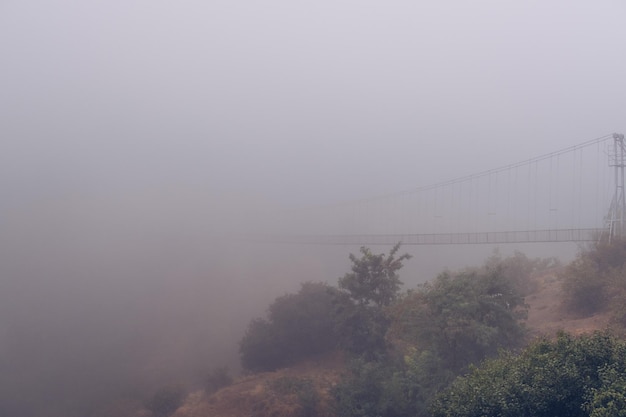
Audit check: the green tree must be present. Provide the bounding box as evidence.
[431,331,626,417]
[483,250,559,296]
[332,357,397,417]
[587,365,626,417]
[335,251,536,417]
[561,238,626,317]
[338,243,411,308]
[332,292,391,357]
[389,267,527,374]
[335,243,411,357]
[144,384,186,417]
[239,282,339,372]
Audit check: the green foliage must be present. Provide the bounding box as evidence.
[483,250,559,296]
[334,243,411,357]
[338,242,411,308]
[400,348,455,416]
[269,282,339,356]
[204,366,232,396]
[390,263,527,373]
[333,350,453,417]
[431,331,626,417]
[332,292,390,357]
[239,318,282,371]
[587,365,626,417]
[333,252,535,417]
[332,358,397,417]
[562,238,626,316]
[587,238,626,273]
[240,245,411,369]
[562,256,607,314]
[144,383,186,417]
[239,282,339,372]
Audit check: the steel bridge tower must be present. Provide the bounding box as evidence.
[603,133,626,242]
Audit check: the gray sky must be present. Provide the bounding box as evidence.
[2,1,625,210]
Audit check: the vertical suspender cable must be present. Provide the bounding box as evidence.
[507,166,511,228]
[526,162,532,230]
[597,140,601,228]
[579,147,583,229]
[555,154,560,229]
[534,161,539,230]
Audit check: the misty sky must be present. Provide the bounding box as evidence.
[2,1,625,211]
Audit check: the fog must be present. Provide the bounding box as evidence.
[1,1,625,416]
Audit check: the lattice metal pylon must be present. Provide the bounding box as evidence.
[603,133,626,243]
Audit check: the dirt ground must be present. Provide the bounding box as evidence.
[169,353,345,417]
[523,268,611,337]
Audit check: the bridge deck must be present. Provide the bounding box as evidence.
[258,228,603,245]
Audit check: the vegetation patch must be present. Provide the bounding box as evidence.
[144,383,186,417]
[239,281,340,372]
[431,331,626,417]
[561,238,626,321]
[204,366,233,396]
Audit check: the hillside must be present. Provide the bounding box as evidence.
[146,268,612,417]
[169,353,344,417]
[524,267,611,337]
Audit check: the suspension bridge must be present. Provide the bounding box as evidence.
[258,133,626,246]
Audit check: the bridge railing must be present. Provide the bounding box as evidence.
[250,228,604,246]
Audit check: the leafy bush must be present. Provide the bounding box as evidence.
[240,245,412,370]
[332,292,390,357]
[430,331,626,417]
[389,265,527,374]
[588,365,626,417]
[333,349,454,417]
[338,243,411,308]
[332,358,398,417]
[333,251,533,417]
[483,250,559,296]
[240,282,339,372]
[144,383,186,417]
[561,239,626,316]
[562,256,608,314]
[334,243,411,357]
[204,366,232,396]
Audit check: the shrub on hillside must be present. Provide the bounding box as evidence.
[483,250,559,296]
[561,239,626,316]
[239,282,339,372]
[332,291,390,358]
[334,253,532,417]
[144,383,186,417]
[334,243,411,357]
[338,243,411,308]
[561,256,608,314]
[389,266,527,374]
[240,244,412,371]
[430,331,626,417]
[332,357,401,417]
[204,367,233,396]
[333,350,453,417]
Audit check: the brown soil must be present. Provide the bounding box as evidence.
[523,267,611,337]
[170,352,345,417]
